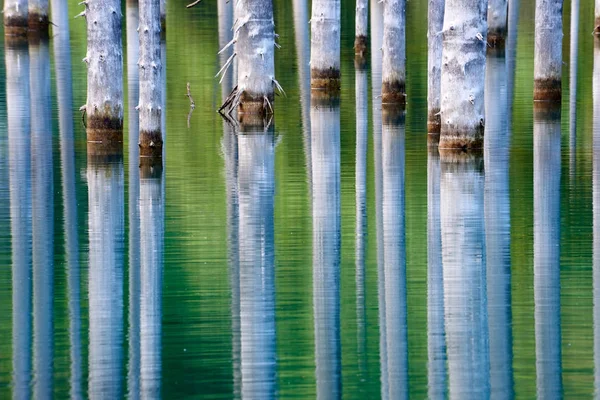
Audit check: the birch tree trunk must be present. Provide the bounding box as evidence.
[139,163,164,399]
[4,0,28,36]
[382,0,406,105]
[427,146,447,400]
[440,153,490,400]
[311,97,341,399]
[28,0,49,34]
[310,0,341,91]
[439,0,488,149]
[428,0,445,134]
[87,156,125,400]
[382,109,408,400]
[355,0,368,57]
[6,39,32,400]
[30,37,54,400]
[533,105,563,399]
[139,0,163,157]
[533,0,563,101]
[484,49,514,399]
[222,0,276,117]
[569,0,579,179]
[238,129,277,399]
[82,0,125,141]
[487,0,507,47]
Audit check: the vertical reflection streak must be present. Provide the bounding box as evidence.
[30,37,53,400]
[238,128,277,399]
[593,37,600,400]
[7,38,32,400]
[382,109,407,400]
[533,105,563,399]
[441,153,489,400]
[311,98,341,399]
[88,155,125,399]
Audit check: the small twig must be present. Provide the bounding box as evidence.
[79,105,87,128]
[186,0,202,8]
[186,82,195,128]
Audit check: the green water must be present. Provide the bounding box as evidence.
[0,0,598,398]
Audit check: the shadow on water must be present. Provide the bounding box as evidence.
[7,36,32,400]
[87,149,125,399]
[440,151,489,400]
[533,103,563,399]
[311,95,341,399]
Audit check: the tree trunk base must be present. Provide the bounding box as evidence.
[381,80,406,105]
[533,101,561,120]
[28,12,49,35]
[139,130,163,158]
[427,109,441,134]
[160,17,166,39]
[87,138,124,160]
[439,126,484,151]
[595,17,600,35]
[438,148,483,164]
[139,157,163,178]
[428,132,440,146]
[237,91,275,117]
[534,78,561,102]
[87,113,124,131]
[310,91,340,108]
[382,103,405,126]
[87,128,123,149]
[311,68,341,92]
[354,35,368,58]
[487,30,506,49]
[4,16,28,36]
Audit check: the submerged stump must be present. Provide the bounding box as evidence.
[28,0,49,35]
[4,0,28,36]
[310,0,341,91]
[382,0,406,106]
[534,0,563,102]
[427,0,445,134]
[487,0,507,48]
[355,0,368,58]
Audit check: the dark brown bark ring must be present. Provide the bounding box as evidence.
[534,78,562,102]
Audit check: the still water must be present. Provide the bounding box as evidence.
[0,0,598,398]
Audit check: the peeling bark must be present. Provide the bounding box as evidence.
[487,0,507,48]
[382,0,406,105]
[310,0,341,90]
[428,0,445,134]
[83,0,125,139]
[223,0,276,116]
[439,0,488,149]
[534,0,563,101]
[28,0,49,35]
[139,0,163,158]
[4,0,28,36]
[355,0,368,57]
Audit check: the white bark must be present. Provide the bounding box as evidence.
[140,166,164,399]
[382,0,406,103]
[219,0,234,96]
[311,99,341,399]
[428,0,445,133]
[229,0,276,112]
[126,3,141,397]
[533,108,563,399]
[30,38,54,400]
[355,0,368,53]
[7,41,32,400]
[139,0,163,155]
[594,36,600,400]
[3,0,28,33]
[88,159,125,400]
[440,155,490,400]
[427,147,447,400]
[484,50,514,400]
[440,0,488,148]
[533,0,563,101]
[293,0,312,185]
[28,0,49,32]
[83,0,125,131]
[310,0,341,86]
[487,0,507,43]
[382,112,408,400]
[238,132,277,399]
[569,0,579,179]
[52,0,83,393]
